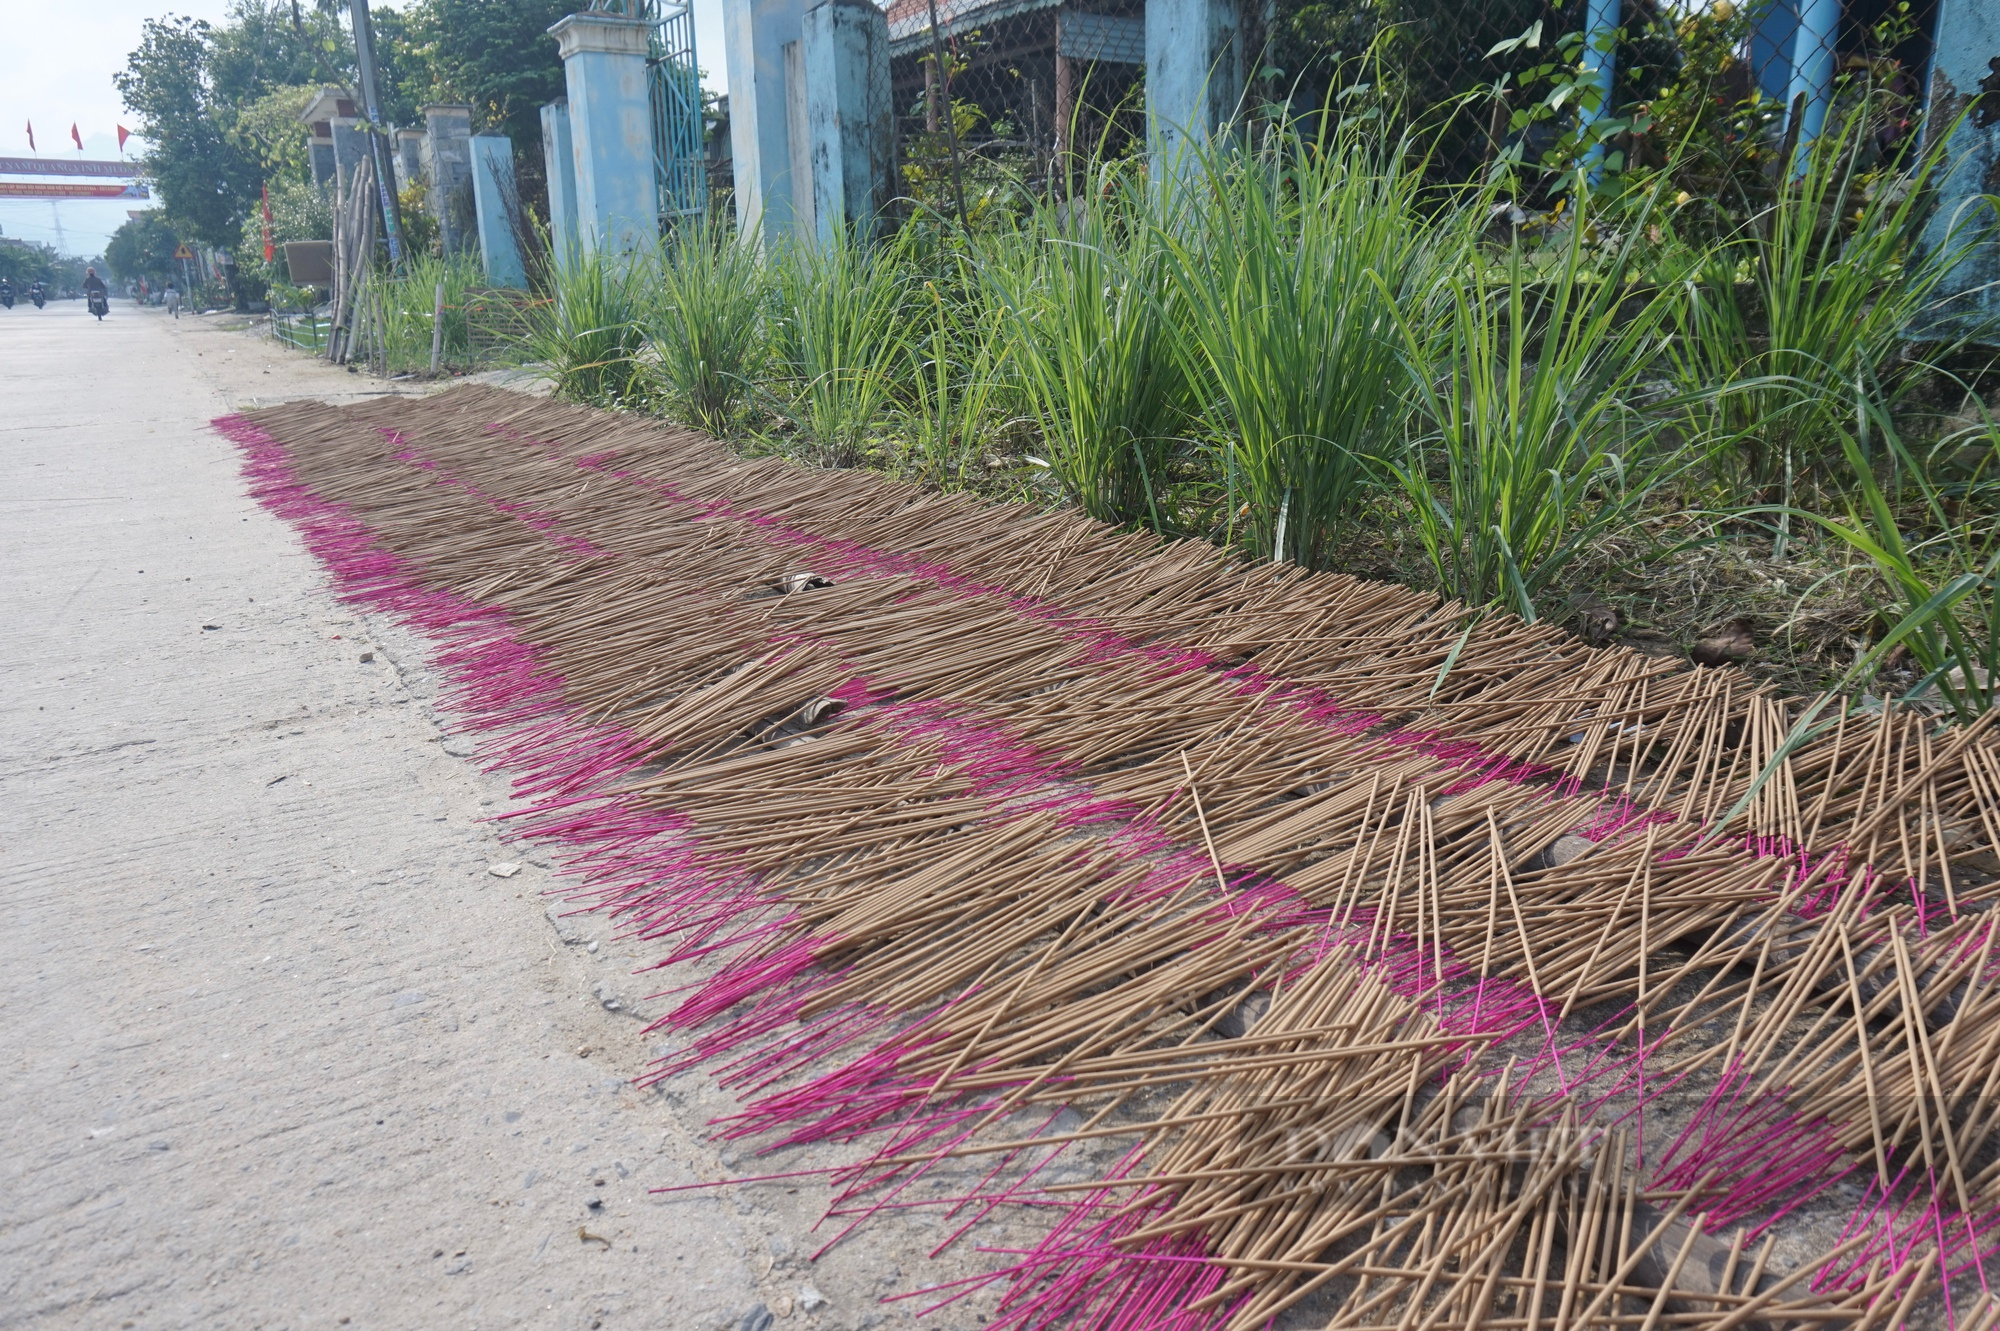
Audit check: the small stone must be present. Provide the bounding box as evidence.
[441,735,476,757]
[737,1304,773,1331]
[797,1283,828,1312]
[488,862,520,878]
[359,651,375,663]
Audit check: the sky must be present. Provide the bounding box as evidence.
[0,0,729,260]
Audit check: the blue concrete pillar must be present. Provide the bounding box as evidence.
[1579,0,1621,180]
[1786,0,1842,159]
[802,0,895,245]
[470,134,528,289]
[541,100,582,271]
[549,12,659,257]
[1917,0,2000,341]
[723,0,811,248]
[1145,0,1241,188]
[1750,0,1799,102]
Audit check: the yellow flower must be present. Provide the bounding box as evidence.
[1674,190,1693,206]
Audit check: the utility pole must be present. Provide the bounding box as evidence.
[349,0,407,267]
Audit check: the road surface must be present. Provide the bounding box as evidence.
[0,302,925,1331]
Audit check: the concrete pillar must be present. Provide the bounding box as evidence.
[394,128,426,195]
[331,120,370,193]
[722,0,811,248]
[541,100,582,271]
[1750,0,1799,102]
[1786,0,1842,159]
[470,135,528,289]
[423,105,476,257]
[802,0,894,245]
[1918,0,2000,341]
[299,88,354,189]
[1144,0,1240,188]
[550,12,659,256]
[784,38,816,240]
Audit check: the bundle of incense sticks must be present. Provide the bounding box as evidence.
[217,386,2000,1328]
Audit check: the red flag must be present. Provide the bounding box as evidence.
[261,185,275,263]
[117,125,131,153]
[25,121,34,151]
[70,123,83,151]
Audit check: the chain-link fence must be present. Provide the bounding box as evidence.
[871,0,1934,214]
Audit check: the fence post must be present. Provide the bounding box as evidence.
[1579,0,1621,182]
[429,280,447,374]
[470,135,529,288]
[541,99,582,270]
[1784,0,1842,165]
[549,11,659,256]
[1915,0,2000,342]
[1144,0,1243,191]
[721,0,812,249]
[803,0,897,245]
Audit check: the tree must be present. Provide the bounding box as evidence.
[374,0,577,216]
[105,214,185,287]
[0,239,60,288]
[116,3,347,248]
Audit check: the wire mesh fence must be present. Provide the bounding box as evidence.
[876,0,1935,215]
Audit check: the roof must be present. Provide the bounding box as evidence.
[883,0,1062,54]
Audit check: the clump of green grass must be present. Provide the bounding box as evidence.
[645,228,768,434]
[527,250,651,407]
[1384,187,1686,621]
[768,232,912,466]
[987,172,1191,529]
[1162,120,1442,566]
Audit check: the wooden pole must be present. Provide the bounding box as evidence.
[429,280,446,375]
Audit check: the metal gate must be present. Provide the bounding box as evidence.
[586,0,707,230]
[645,0,707,227]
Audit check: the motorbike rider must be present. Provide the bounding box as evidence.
[82,267,109,319]
[28,279,46,308]
[0,277,13,309]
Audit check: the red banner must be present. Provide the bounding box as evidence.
[0,181,151,199]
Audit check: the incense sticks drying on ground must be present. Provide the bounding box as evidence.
[219,386,2000,1329]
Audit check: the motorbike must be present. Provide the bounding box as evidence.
[0,286,13,310]
[87,290,109,320]
[29,285,45,309]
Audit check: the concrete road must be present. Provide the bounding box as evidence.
[0,304,932,1331]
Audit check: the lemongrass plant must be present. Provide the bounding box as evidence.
[646,227,768,434]
[1161,117,1448,567]
[1381,185,1685,621]
[985,172,1191,529]
[526,248,651,407]
[768,230,913,466]
[1670,102,1955,502]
